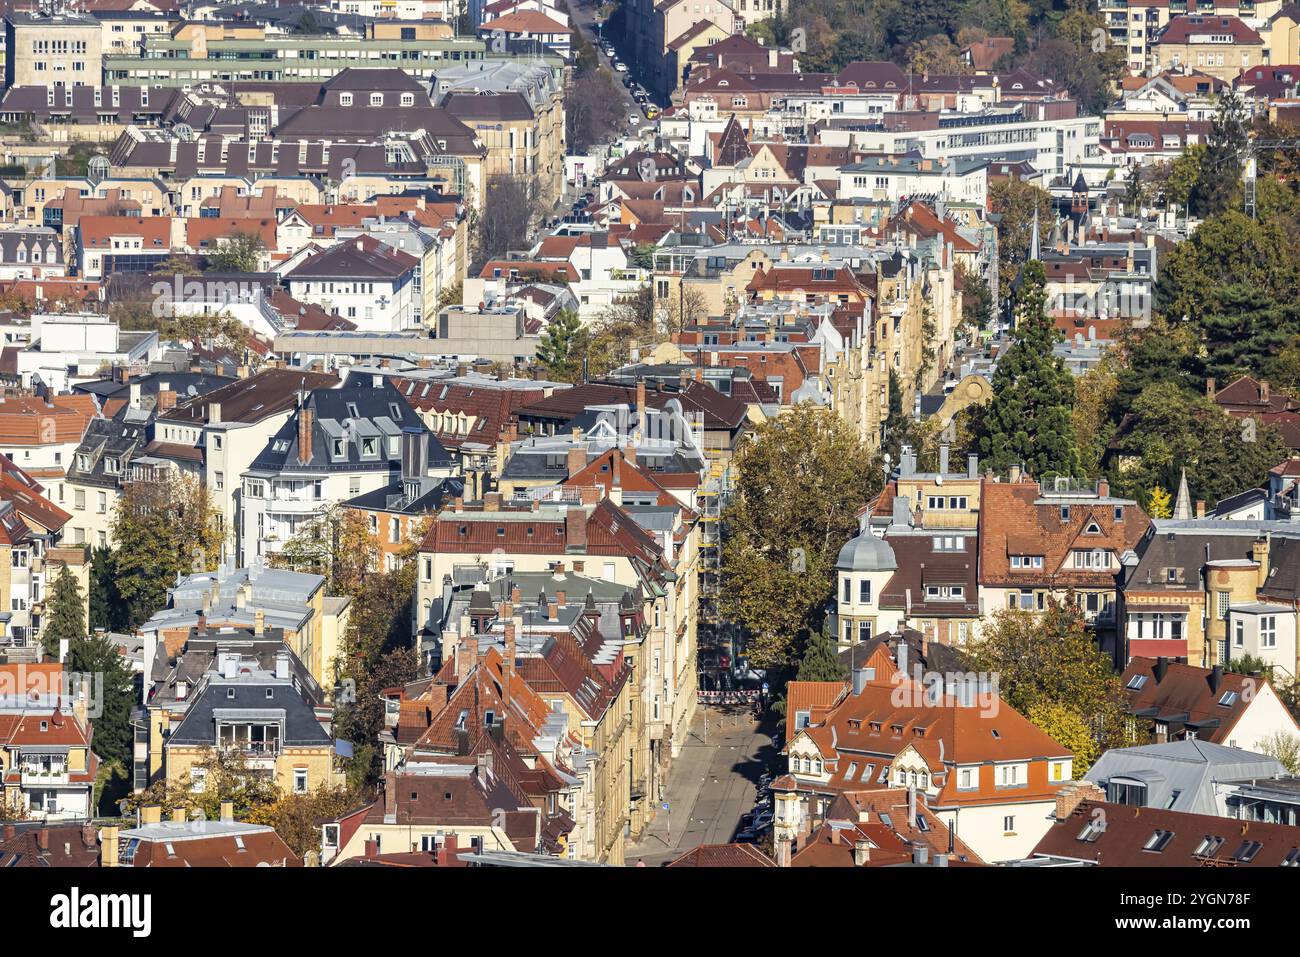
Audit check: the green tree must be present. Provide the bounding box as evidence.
[535,309,585,383]
[988,178,1053,302]
[205,231,266,273]
[123,748,281,823]
[66,630,136,813]
[978,260,1078,477]
[88,546,127,632]
[956,261,993,331]
[244,784,361,859]
[1071,358,1119,477]
[796,621,848,683]
[1191,89,1248,218]
[42,565,85,660]
[965,601,1133,771]
[336,647,419,791]
[1108,380,1287,506]
[720,406,883,669]
[1256,730,1300,774]
[110,474,222,627]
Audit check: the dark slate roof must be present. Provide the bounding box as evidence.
[249,372,448,474]
[284,234,418,282]
[345,475,464,515]
[67,416,149,489]
[167,674,333,747]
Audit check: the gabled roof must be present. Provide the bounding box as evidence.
[1120,657,1300,745]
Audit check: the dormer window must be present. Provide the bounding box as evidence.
[370,93,384,107]
[400,93,415,107]
[340,93,353,106]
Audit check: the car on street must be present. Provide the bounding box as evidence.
[614,60,628,72]
[629,112,641,124]
[734,829,758,843]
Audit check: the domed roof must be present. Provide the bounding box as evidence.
[834,513,896,572]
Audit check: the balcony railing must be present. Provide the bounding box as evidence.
[21,768,69,786]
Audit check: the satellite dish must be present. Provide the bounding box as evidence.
[174,123,195,142]
[87,155,110,183]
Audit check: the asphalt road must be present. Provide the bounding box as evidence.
[625,707,777,866]
[568,0,649,132]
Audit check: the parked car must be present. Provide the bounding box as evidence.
[734,828,758,843]
[614,60,628,72]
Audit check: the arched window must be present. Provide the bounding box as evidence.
[813,758,822,774]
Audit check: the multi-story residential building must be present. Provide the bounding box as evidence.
[153,368,340,562]
[100,806,301,866]
[978,471,1151,647]
[1116,519,1300,670]
[1084,739,1284,815]
[62,401,152,552]
[160,645,341,797]
[283,236,420,333]
[139,563,350,694]
[1119,656,1300,752]
[834,450,985,651]
[1152,13,1266,79]
[0,677,99,822]
[239,373,454,565]
[773,641,1073,863]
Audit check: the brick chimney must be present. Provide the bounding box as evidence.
[158,389,177,411]
[565,508,587,550]
[1196,500,1206,518]
[579,485,601,506]
[1054,780,1105,821]
[484,491,502,512]
[635,378,648,439]
[297,406,314,465]
[567,444,586,476]
[1206,377,1216,401]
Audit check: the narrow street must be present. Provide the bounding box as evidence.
[625,707,777,866]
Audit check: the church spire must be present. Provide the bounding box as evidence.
[1172,468,1192,521]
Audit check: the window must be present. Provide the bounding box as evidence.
[1232,840,1262,863]
[958,768,976,790]
[1261,615,1277,648]
[215,471,224,491]
[190,767,207,793]
[293,769,308,794]
[1234,619,1245,647]
[1143,829,1175,853]
[1107,779,1148,806]
[857,620,872,643]
[1218,591,1231,619]
[1010,555,1043,569]
[1194,835,1224,858]
[842,577,850,603]
[1003,815,1016,833]
[858,579,871,604]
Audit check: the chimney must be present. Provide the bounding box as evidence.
[910,843,928,866]
[36,828,49,852]
[567,444,586,477]
[1054,780,1105,821]
[1207,377,1217,401]
[967,454,978,479]
[1209,664,1224,695]
[220,801,234,822]
[565,508,587,550]
[1154,656,1169,684]
[1253,535,1270,588]
[1008,464,1022,484]
[504,618,517,673]
[1262,380,1271,403]
[1196,500,1206,519]
[129,381,141,410]
[854,839,872,866]
[484,491,502,512]
[636,378,648,439]
[254,609,265,636]
[100,826,120,867]
[938,445,949,475]
[140,805,163,825]
[556,589,567,606]
[1097,478,1109,498]
[158,389,177,411]
[210,401,222,425]
[775,835,792,867]
[297,406,314,465]
[170,807,187,823]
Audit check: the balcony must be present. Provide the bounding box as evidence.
[21,766,69,787]
[264,496,324,515]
